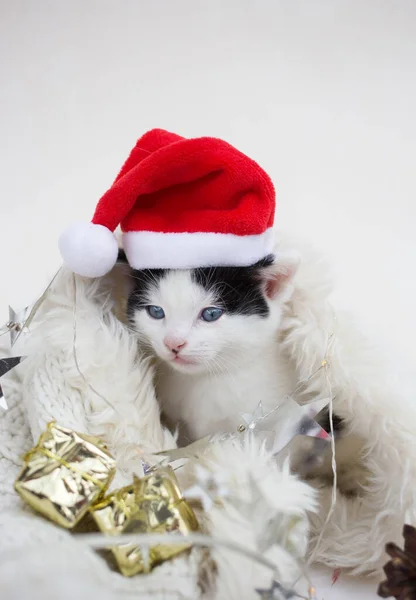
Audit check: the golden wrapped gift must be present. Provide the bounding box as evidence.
[15,422,116,528]
[90,466,199,576]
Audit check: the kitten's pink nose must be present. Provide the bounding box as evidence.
[164,336,187,354]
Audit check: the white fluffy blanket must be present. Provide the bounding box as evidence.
[1,237,415,599]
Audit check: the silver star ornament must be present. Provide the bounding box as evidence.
[0,356,25,409]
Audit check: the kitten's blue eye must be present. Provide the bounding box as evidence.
[200,307,223,322]
[146,305,165,320]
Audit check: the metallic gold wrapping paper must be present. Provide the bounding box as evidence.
[14,422,116,529]
[90,466,199,576]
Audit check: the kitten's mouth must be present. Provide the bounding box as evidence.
[171,355,197,366]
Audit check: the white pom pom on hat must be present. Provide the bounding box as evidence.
[58,222,119,278]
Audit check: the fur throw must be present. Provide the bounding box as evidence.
[0,235,415,598]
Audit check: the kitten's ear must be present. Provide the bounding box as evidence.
[259,252,300,301]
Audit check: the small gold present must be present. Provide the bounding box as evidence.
[90,466,199,576]
[15,422,116,529]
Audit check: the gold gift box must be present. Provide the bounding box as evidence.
[14,422,116,529]
[90,466,199,576]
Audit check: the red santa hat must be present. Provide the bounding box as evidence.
[59,129,276,277]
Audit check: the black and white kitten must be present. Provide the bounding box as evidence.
[123,252,300,443]
[119,251,364,495]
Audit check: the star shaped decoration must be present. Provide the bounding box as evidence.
[0,304,39,348]
[237,401,280,449]
[0,269,61,348]
[140,460,153,476]
[237,397,330,457]
[184,465,229,512]
[0,356,25,409]
[154,435,213,464]
[154,398,331,470]
[239,401,266,431]
[256,580,297,599]
[270,398,330,456]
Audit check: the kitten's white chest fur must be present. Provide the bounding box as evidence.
[157,342,296,441]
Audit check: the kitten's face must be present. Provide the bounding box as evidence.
[127,256,295,375]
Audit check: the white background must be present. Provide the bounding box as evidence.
[2,1,415,597]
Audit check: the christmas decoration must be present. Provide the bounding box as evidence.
[90,466,198,576]
[238,398,330,455]
[0,356,25,409]
[156,396,330,468]
[0,306,30,346]
[154,435,213,464]
[59,128,275,277]
[15,422,199,577]
[0,269,60,410]
[0,269,60,348]
[141,459,153,475]
[378,524,416,599]
[15,422,116,528]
